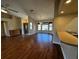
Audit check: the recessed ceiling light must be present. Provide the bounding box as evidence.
[60,11,64,14]
[1,9,7,13]
[65,0,71,4]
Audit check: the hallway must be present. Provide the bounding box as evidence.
[1,33,64,59]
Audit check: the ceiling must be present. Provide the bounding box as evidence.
[1,0,28,18]
[58,0,78,15]
[1,0,55,20]
[17,0,55,20]
[1,0,78,20]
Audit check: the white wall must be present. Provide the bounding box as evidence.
[1,16,21,36]
[8,16,21,30]
[54,14,77,32]
[28,17,37,35]
[65,17,78,33]
[2,17,21,30]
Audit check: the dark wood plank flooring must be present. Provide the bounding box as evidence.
[1,33,64,59]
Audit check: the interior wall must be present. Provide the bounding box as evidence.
[1,16,21,36]
[28,17,37,34]
[16,17,21,29]
[8,16,21,30]
[2,16,21,30]
[65,17,78,33]
[54,14,77,32]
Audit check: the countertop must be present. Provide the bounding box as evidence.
[57,32,78,46]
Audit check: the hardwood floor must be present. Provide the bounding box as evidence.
[1,33,64,59]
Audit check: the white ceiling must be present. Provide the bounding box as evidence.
[17,0,55,20]
[1,0,77,20]
[1,0,28,18]
[1,0,55,20]
[58,0,78,15]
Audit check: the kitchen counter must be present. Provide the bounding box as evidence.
[57,32,78,46]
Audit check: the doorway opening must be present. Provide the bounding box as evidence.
[1,21,8,37]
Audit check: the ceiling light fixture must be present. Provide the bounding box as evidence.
[60,11,64,14]
[65,0,71,4]
[30,9,34,12]
[1,9,7,13]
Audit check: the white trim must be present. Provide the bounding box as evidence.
[21,23,24,35]
[3,22,10,36]
[53,41,61,45]
[61,46,67,59]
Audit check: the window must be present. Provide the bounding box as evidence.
[49,23,52,31]
[38,24,41,30]
[42,24,48,30]
[37,22,53,31]
[29,22,32,30]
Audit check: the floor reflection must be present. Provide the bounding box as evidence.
[36,33,53,43]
